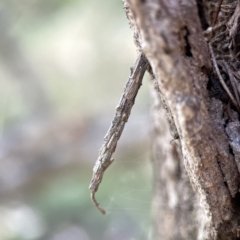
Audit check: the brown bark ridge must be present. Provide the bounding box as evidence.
[123,0,240,239]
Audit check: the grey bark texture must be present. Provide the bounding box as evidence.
[123,0,240,239]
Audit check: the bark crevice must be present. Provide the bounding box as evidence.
[183,26,193,57]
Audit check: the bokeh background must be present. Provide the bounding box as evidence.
[0,0,152,239]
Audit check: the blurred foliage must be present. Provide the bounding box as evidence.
[0,0,152,239]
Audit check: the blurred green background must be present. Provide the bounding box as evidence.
[0,0,152,239]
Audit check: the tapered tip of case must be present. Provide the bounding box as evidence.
[91,192,106,215]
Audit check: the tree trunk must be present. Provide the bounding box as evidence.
[123,0,240,239]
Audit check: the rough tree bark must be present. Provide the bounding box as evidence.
[123,0,240,239]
